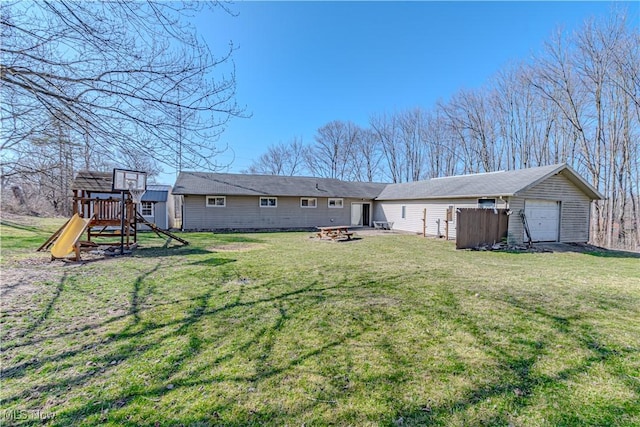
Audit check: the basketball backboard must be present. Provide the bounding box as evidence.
[112,169,147,192]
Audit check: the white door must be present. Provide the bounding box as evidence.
[351,203,363,226]
[524,200,559,242]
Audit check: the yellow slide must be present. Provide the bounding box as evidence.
[51,214,92,259]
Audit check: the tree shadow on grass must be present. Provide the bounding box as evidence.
[9,272,68,341]
[188,257,236,267]
[1,278,345,425]
[386,293,638,426]
[210,234,265,244]
[132,246,214,258]
[392,338,636,426]
[6,267,635,426]
[503,242,640,258]
[546,242,640,258]
[0,220,44,233]
[584,249,640,258]
[127,263,161,326]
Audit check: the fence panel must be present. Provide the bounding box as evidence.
[456,208,509,249]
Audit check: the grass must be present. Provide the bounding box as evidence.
[1,215,639,426]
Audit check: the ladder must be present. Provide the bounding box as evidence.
[135,213,189,247]
[519,210,533,248]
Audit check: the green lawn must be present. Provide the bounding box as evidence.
[1,216,639,426]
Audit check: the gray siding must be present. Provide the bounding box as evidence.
[138,201,168,230]
[182,195,364,230]
[166,191,176,229]
[507,172,592,244]
[179,169,596,241]
[374,198,508,239]
[506,198,525,245]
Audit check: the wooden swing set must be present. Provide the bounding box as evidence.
[38,170,188,261]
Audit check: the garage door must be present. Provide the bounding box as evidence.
[524,200,559,242]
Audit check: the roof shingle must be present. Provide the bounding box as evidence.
[172,172,388,199]
[72,171,172,201]
[375,164,602,200]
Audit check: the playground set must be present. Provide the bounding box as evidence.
[38,169,188,261]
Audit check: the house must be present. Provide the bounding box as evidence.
[374,163,603,245]
[173,164,603,245]
[72,171,176,230]
[171,172,387,230]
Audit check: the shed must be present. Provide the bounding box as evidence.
[138,185,175,230]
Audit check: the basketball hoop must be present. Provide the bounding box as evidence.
[127,180,146,204]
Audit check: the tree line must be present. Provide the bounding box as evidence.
[247,9,639,250]
[1,1,242,215]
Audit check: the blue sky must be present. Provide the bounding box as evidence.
[164,1,637,181]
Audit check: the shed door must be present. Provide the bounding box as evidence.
[524,200,559,242]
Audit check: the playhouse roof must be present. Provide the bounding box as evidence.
[72,171,115,193]
[72,171,171,201]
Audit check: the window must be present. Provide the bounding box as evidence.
[478,198,496,209]
[401,205,406,219]
[328,198,343,208]
[140,201,153,216]
[446,205,455,222]
[260,197,277,208]
[206,196,226,207]
[301,197,317,208]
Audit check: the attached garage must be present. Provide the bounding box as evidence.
[374,164,603,246]
[524,200,560,242]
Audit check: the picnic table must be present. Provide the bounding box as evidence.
[316,225,355,241]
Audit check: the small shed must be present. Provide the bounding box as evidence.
[138,185,175,230]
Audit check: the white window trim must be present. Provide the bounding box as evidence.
[300,197,317,208]
[478,198,496,209]
[328,198,344,208]
[260,196,277,208]
[206,196,226,207]
[447,205,455,223]
[140,201,154,217]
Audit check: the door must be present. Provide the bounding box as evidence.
[351,203,371,226]
[362,203,370,226]
[524,200,559,242]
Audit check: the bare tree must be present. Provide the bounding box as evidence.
[370,113,404,183]
[396,108,428,181]
[350,128,383,182]
[439,88,501,174]
[1,0,244,176]
[522,10,640,249]
[247,137,308,176]
[421,111,462,178]
[307,121,359,180]
[2,113,78,214]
